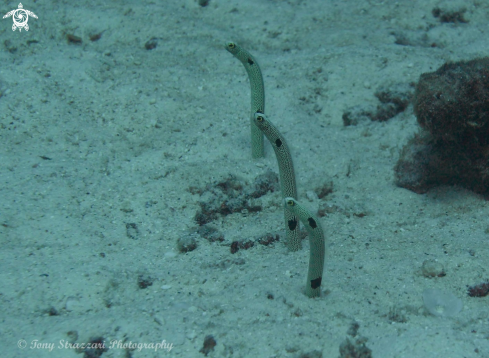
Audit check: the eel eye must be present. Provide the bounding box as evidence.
[227,42,235,49]
[287,200,295,206]
[256,115,264,122]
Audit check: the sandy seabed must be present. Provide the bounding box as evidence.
[1,0,489,357]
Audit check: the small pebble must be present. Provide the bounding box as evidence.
[164,251,177,258]
[177,233,198,252]
[421,259,445,278]
[306,190,318,202]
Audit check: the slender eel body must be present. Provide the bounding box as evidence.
[225,41,265,158]
[253,113,301,251]
[284,197,325,298]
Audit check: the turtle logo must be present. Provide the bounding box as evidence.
[3,3,38,32]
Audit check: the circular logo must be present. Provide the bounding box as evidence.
[13,9,28,28]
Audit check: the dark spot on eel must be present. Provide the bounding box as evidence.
[308,217,317,229]
[311,277,322,289]
[288,218,298,230]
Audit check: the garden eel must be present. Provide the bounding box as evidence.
[284,197,325,298]
[253,113,301,252]
[225,41,265,159]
